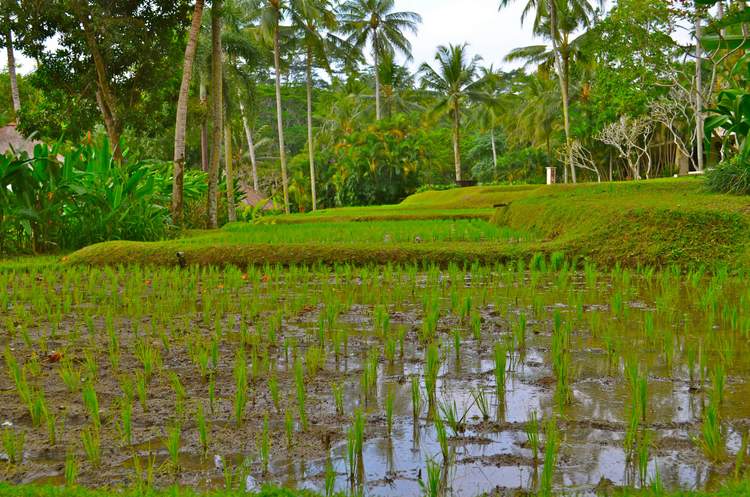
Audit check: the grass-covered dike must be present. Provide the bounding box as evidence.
[64,178,750,272]
[3,480,750,497]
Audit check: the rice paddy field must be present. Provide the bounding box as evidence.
[2,257,750,497]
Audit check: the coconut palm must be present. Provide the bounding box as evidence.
[291,0,337,211]
[474,66,511,170]
[259,0,292,213]
[498,0,602,182]
[207,0,224,228]
[338,0,421,121]
[172,0,205,225]
[419,43,484,183]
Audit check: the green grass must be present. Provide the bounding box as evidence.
[222,219,531,244]
[2,481,750,497]
[64,178,750,272]
[492,178,750,270]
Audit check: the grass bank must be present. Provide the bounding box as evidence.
[492,178,750,270]
[2,481,750,497]
[65,178,750,272]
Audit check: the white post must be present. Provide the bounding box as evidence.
[546,167,556,185]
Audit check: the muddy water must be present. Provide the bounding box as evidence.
[1,266,748,496]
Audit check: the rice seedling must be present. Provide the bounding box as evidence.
[295,358,307,430]
[285,409,294,448]
[470,312,482,342]
[2,427,24,464]
[333,382,344,416]
[234,349,248,427]
[169,371,187,417]
[452,329,461,360]
[136,371,148,412]
[471,388,491,421]
[195,403,209,457]
[696,395,725,462]
[81,426,101,467]
[637,431,652,485]
[81,382,100,428]
[348,409,366,483]
[306,345,324,378]
[208,373,216,415]
[59,357,82,393]
[259,413,270,475]
[28,388,47,428]
[419,457,442,497]
[108,327,120,372]
[386,385,395,437]
[166,422,181,473]
[494,342,507,400]
[132,449,157,493]
[711,363,726,405]
[46,409,57,446]
[83,349,98,381]
[324,457,336,497]
[425,344,440,412]
[434,415,449,464]
[526,411,540,464]
[540,416,558,497]
[514,313,527,350]
[439,399,469,437]
[411,376,422,420]
[65,452,77,487]
[135,338,161,382]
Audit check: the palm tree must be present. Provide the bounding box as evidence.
[259,0,292,214]
[207,0,224,228]
[291,0,337,211]
[338,0,421,121]
[172,0,205,225]
[507,71,561,157]
[419,43,484,183]
[498,0,602,183]
[474,66,510,170]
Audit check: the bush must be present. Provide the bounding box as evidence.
[705,155,750,195]
[0,138,207,254]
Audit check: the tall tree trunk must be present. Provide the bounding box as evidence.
[238,89,259,191]
[490,128,498,170]
[548,1,574,183]
[81,17,123,162]
[5,29,21,120]
[273,19,290,214]
[207,0,223,228]
[373,31,382,121]
[306,44,317,211]
[225,122,236,222]
[172,0,205,226]
[695,11,705,172]
[200,76,209,172]
[562,48,575,183]
[452,106,462,182]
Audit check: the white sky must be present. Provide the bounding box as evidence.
[397,0,543,70]
[3,0,550,75]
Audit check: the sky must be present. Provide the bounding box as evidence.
[395,0,543,70]
[3,0,548,75]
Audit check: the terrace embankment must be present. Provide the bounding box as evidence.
[65,178,750,272]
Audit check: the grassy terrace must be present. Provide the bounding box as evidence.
[64,178,750,271]
[3,480,750,497]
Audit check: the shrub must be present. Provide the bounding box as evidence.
[705,155,750,195]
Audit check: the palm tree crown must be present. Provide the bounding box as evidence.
[419,43,484,182]
[338,0,421,120]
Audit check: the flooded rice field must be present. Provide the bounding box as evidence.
[1,260,749,496]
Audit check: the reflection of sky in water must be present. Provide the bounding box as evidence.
[271,323,739,497]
